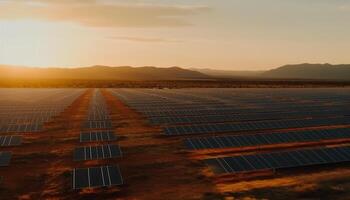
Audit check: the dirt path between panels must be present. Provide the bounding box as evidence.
[101,89,220,200]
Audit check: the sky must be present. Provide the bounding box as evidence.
[0,0,349,70]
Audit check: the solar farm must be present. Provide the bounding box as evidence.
[1,88,350,199]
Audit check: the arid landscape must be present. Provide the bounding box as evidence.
[1,1,350,199]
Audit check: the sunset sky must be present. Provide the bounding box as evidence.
[0,0,349,70]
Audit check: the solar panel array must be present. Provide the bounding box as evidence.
[73,89,123,189]
[0,89,85,133]
[109,89,350,122]
[205,146,350,174]
[164,117,350,136]
[141,104,350,118]
[185,128,350,150]
[149,109,350,125]
[109,88,350,175]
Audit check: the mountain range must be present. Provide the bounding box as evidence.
[262,63,350,80]
[0,65,209,80]
[191,64,350,80]
[190,68,264,78]
[1,63,349,81]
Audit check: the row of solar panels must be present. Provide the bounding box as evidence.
[87,90,110,120]
[185,128,350,150]
[86,113,111,122]
[0,111,62,117]
[205,146,350,174]
[72,165,123,189]
[128,102,348,117]
[119,95,348,107]
[74,131,123,189]
[0,124,43,133]
[111,90,350,118]
[164,117,350,136]
[0,89,85,183]
[0,90,85,185]
[0,90,85,134]
[150,110,350,125]
[0,117,54,124]
[0,106,65,110]
[73,144,122,161]
[81,120,113,129]
[0,111,62,115]
[113,92,256,104]
[0,105,72,110]
[132,102,348,113]
[72,145,123,189]
[84,90,113,129]
[123,94,347,107]
[0,116,61,124]
[87,112,111,121]
[140,105,350,118]
[73,90,123,190]
[80,130,117,142]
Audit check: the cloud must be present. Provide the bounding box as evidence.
[108,36,183,43]
[0,1,210,28]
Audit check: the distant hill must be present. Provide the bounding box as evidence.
[0,65,210,80]
[2,63,350,82]
[191,68,264,78]
[263,63,350,80]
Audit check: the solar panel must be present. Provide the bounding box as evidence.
[80,130,116,142]
[72,165,123,189]
[0,152,12,166]
[74,144,122,161]
[0,136,22,146]
[205,146,350,174]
